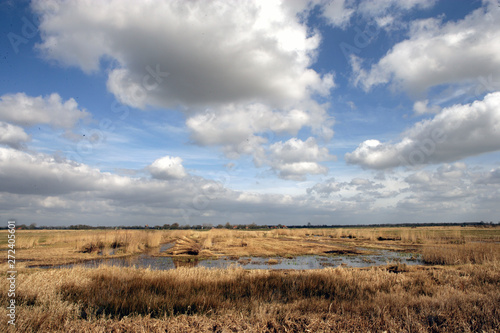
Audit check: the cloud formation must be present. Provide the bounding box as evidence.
[0,93,89,129]
[268,137,334,180]
[33,0,332,109]
[0,122,30,149]
[148,156,187,180]
[413,99,441,115]
[0,145,498,226]
[32,0,336,178]
[345,92,500,169]
[353,1,500,94]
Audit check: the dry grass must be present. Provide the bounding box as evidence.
[1,226,500,332]
[1,263,499,332]
[422,242,499,265]
[0,230,168,267]
[3,226,500,267]
[162,228,367,258]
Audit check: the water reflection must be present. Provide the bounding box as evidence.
[32,246,423,270]
[173,258,199,268]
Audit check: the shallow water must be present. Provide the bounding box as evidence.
[32,246,423,270]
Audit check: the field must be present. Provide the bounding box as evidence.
[1,226,499,332]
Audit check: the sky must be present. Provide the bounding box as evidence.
[1,0,499,227]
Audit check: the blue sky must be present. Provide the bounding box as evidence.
[1,0,500,227]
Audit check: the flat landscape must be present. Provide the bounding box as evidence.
[1,226,499,332]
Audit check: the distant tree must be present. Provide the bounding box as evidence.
[225,222,232,229]
[170,223,179,230]
[28,223,37,229]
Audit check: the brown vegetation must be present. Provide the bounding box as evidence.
[1,226,499,332]
[422,242,499,265]
[0,229,167,267]
[1,263,499,332]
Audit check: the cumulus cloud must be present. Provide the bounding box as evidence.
[148,156,187,180]
[413,99,441,115]
[1,146,499,226]
[320,0,355,28]
[353,1,500,94]
[0,122,30,149]
[187,104,306,146]
[0,146,341,226]
[307,177,343,196]
[306,162,500,221]
[474,167,500,185]
[186,101,331,147]
[358,0,436,19]
[185,101,334,176]
[314,0,436,29]
[33,0,332,109]
[398,163,476,213]
[307,177,386,199]
[0,147,104,195]
[268,137,333,180]
[0,93,89,128]
[33,0,336,178]
[346,92,500,169]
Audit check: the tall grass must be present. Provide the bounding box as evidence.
[422,243,499,265]
[1,263,499,332]
[74,230,165,254]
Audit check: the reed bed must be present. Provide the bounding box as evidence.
[1,263,498,332]
[422,242,499,265]
[1,227,500,331]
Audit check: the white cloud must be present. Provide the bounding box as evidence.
[187,104,294,147]
[33,0,336,178]
[475,167,500,185]
[398,163,475,213]
[186,102,329,148]
[33,0,332,109]
[0,122,30,149]
[316,0,436,29]
[268,137,333,180]
[358,0,436,18]
[0,146,336,225]
[186,102,334,177]
[320,0,355,28]
[413,99,441,115]
[353,1,500,94]
[307,177,387,200]
[0,146,499,226]
[148,156,187,180]
[307,177,343,196]
[0,147,104,195]
[0,93,89,129]
[346,92,500,169]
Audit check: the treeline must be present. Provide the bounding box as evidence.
[2,221,498,230]
[289,221,499,229]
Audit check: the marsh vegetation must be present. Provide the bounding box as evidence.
[1,226,499,332]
